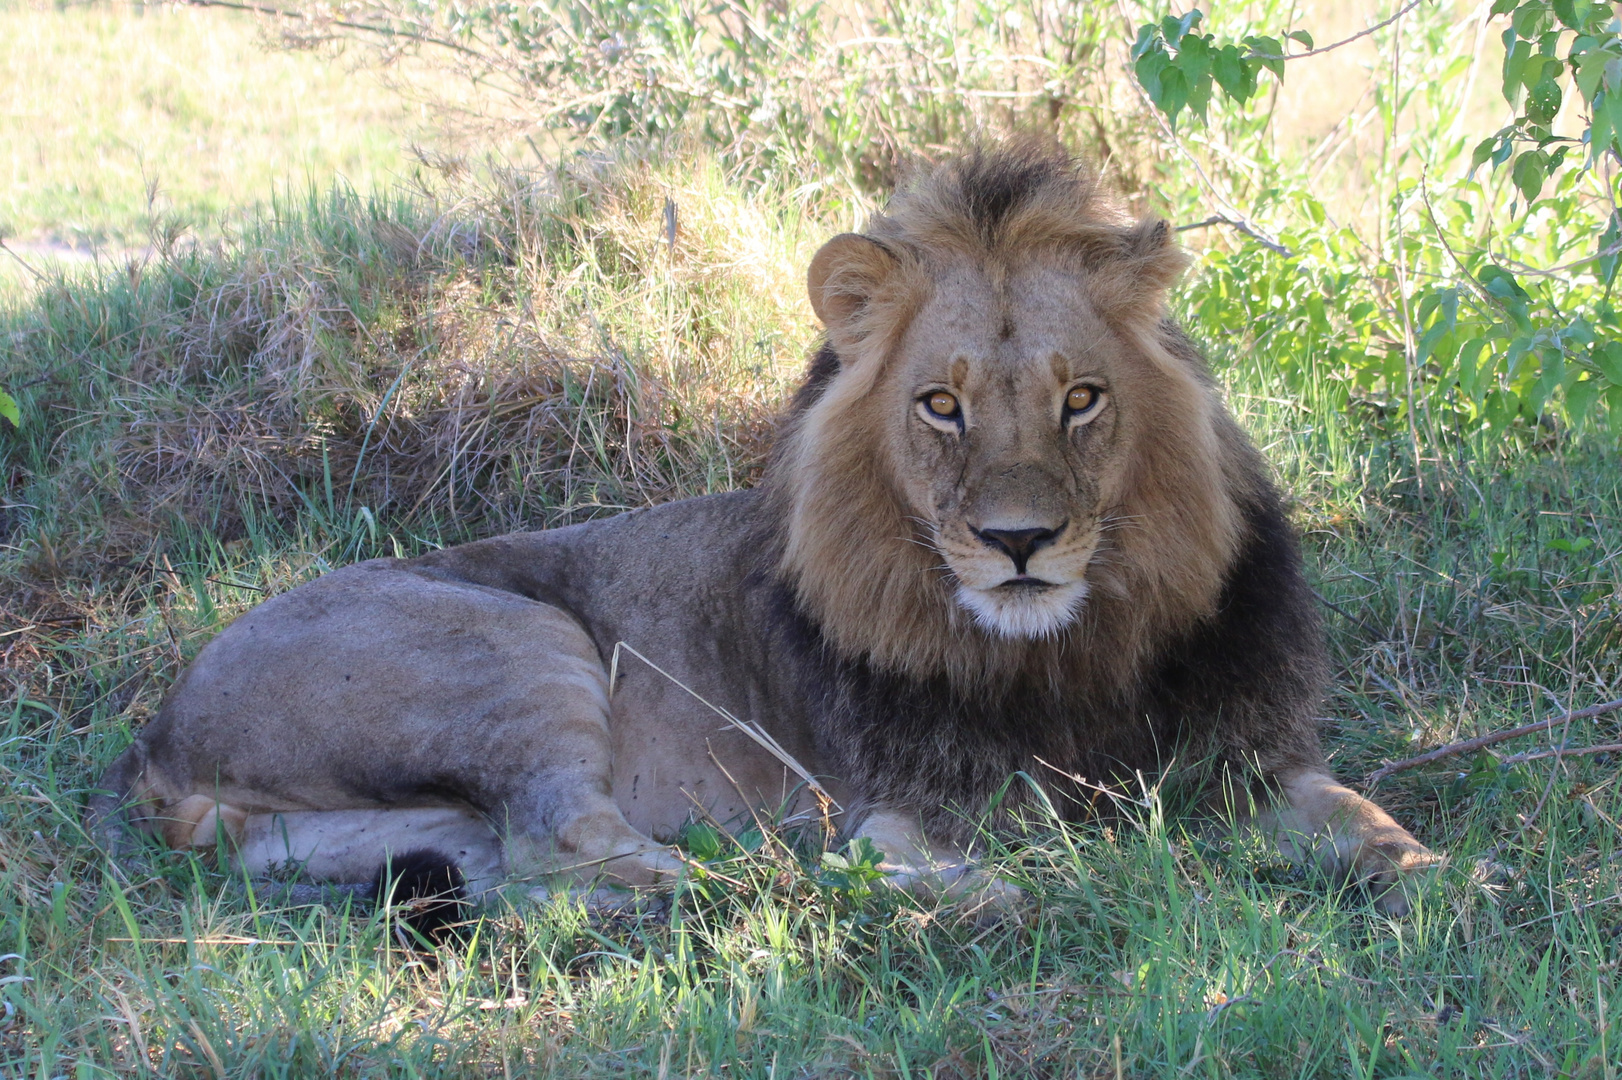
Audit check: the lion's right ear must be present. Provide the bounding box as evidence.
[807,233,899,333]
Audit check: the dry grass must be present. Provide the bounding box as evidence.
[4,152,823,580]
[0,0,509,295]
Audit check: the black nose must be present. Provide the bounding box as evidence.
[972,523,1063,576]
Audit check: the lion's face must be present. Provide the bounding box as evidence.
[777,152,1244,679]
[884,259,1129,638]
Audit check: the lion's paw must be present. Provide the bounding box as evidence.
[878,858,1027,917]
[1350,835,1444,917]
[599,843,686,888]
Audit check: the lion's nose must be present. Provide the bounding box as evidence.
[971,523,1064,576]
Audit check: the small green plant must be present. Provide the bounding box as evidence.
[0,388,17,429]
[1471,0,1622,206]
[816,836,889,897]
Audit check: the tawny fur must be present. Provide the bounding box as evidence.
[88,139,1438,914]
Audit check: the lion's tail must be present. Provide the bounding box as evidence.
[373,849,471,943]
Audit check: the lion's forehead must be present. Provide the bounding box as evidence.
[905,262,1111,386]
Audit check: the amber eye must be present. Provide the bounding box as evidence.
[1065,386,1101,416]
[925,391,960,417]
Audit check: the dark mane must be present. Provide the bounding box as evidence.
[940,140,1086,246]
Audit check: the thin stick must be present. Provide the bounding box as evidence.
[1248,0,1425,61]
[1365,698,1622,786]
[183,0,485,58]
[609,641,841,813]
[1173,215,1293,257]
[1498,742,1622,766]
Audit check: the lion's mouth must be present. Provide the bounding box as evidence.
[996,576,1056,591]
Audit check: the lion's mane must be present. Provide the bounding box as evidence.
[758,141,1328,831]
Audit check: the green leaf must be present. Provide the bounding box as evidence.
[1512,2,1553,38]
[1482,266,1534,331]
[1526,75,1563,122]
[1604,86,1622,154]
[1179,33,1214,82]
[1490,0,1519,16]
[1456,337,1492,399]
[1287,29,1313,50]
[683,821,723,861]
[1248,35,1285,79]
[1511,148,1548,203]
[1132,22,1160,60]
[1575,46,1610,102]
[1552,0,1580,29]
[1213,43,1246,101]
[1589,90,1614,161]
[1566,376,1600,426]
[0,390,17,429]
[1162,10,1201,46]
[1470,136,1499,174]
[1502,34,1531,102]
[1135,48,1171,108]
[1595,341,1622,384]
[1159,65,1190,127]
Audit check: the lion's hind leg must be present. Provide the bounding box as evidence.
[235,807,507,897]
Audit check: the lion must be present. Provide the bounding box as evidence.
[88,141,1438,917]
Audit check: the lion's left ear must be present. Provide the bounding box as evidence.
[1085,217,1191,323]
[1125,217,1189,290]
[807,233,899,334]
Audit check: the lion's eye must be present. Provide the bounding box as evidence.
[1066,386,1099,414]
[925,391,960,418]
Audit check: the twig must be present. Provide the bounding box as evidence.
[1365,697,1622,786]
[1249,0,1426,61]
[1310,589,1383,640]
[1174,215,1293,257]
[0,240,46,282]
[183,0,484,59]
[609,641,841,814]
[1498,742,1622,765]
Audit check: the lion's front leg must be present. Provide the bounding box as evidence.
[853,808,1022,908]
[1255,768,1440,915]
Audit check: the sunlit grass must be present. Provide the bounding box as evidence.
[0,0,504,297]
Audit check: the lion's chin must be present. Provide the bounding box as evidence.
[955,579,1089,639]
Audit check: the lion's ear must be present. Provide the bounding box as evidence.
[1125,217,1188,291]
[807,233,899,331]
[1086,217,1190,323]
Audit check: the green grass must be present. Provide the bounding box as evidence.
[1,146,1620,1077]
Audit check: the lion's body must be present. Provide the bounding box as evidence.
[91,142,1436,910]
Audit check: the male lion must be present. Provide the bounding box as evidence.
[89,142,1437,915]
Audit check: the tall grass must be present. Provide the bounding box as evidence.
[1,147,1619,1076]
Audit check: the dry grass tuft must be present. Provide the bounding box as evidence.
[4,153,820,582]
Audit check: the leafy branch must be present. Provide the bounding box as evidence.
[1132,2,1622,439]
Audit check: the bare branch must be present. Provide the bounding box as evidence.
[1365,697,1622,787]
[1251,0,1427,62]
[1175,214,1293,257]
[184,0,486,59]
